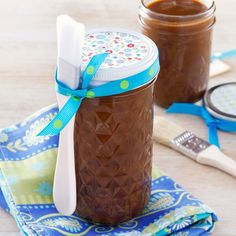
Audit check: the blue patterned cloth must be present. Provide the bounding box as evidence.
[0,104,218,236]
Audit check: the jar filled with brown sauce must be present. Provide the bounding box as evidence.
[74,29,159,225]
[139,0,216,108]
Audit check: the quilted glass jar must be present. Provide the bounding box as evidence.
[73,29,159,225]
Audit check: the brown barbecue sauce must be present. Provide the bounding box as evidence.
[74,79,156,225]
[139,0,216,108]
[147,0,207,16]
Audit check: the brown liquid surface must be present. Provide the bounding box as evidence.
[74,80,155,225]
[140,0,215,108]
[147,0,207,16]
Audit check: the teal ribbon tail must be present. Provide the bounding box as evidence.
[211,49,236,61]
[166,103,220,147]
[208,124,219,147]
[37,97,83,136]
[167,103,202,116]
[166,103,236,148]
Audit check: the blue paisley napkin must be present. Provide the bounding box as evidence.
[0,104,217,236]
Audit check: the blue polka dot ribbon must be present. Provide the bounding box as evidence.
[38,53,159,136]
[167,103,236,148]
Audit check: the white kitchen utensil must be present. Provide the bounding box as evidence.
[54,15,85,215]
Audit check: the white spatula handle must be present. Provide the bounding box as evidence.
[197,145,236,178]
[54,15,84,215]
[53,94,77,215]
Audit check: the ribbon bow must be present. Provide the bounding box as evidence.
[167,103,236,148]
[38,53,109,136]
[38,53,159,136]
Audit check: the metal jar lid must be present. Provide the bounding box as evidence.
[204,82,236,121]
[81,28,159,87]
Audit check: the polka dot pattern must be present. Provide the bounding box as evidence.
[149,67,155,77]
[72,96,80,102]
[120,80,129,90]
[53,119,63,129]
[86,91,95,98]
[86,66,95,75]
[210,83,236,117]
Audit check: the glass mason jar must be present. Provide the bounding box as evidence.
[73,30,159,225]
[139,0,216,108]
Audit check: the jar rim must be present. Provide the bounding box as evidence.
[140,0,216,22]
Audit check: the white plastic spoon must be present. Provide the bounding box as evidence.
[54,15,85,215]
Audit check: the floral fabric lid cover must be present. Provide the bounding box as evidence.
[81,29,159,86]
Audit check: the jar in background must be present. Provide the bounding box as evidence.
[139,0,216,108]
[74,30,159,225]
